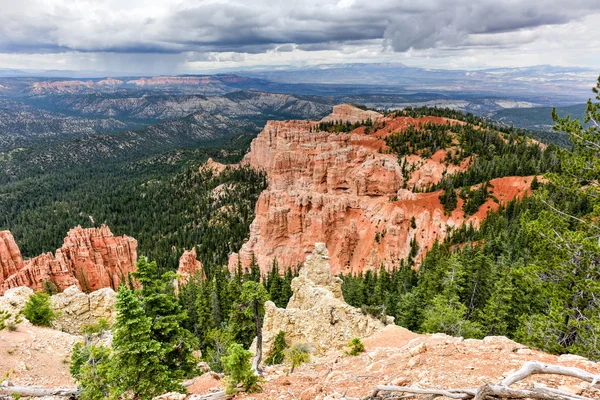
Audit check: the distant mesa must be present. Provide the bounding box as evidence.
[26,74,252,94]
[96,77,124,86]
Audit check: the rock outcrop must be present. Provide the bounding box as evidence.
[319,104,383,124]
[230,105,535,274]
[50,285,117,334]
[177,248,204,281]
[0,225,137,294]
[0,285,116,334]
[0,231,23,282]
[261,243,392,356]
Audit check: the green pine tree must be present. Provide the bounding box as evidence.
[111,286,176,400]
[132,257,199,379]
[237,281,269,371]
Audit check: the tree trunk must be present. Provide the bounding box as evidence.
[251,301,263,373]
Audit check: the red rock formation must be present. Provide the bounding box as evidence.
[30,80,95,94]
[320,104,383,124]
[0,225,137,294]
[177,248,204,281]
[229,105,534,274]
[0,231,24,283]
[200,158,235,175]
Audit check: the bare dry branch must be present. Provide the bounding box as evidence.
[501,361,600,388]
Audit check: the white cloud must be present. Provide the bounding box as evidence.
[0,0,597,73]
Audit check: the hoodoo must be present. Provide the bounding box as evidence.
[0,225,137,294]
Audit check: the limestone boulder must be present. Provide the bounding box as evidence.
[50,286,117,334]
[261,243,392,356]
[0,286,33,322]
[0,285,116,334]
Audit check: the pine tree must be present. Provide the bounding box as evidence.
[265,330,287,365]
[518,76,600,360]
[421,291,483,339]
[132,257,198,379]
[237,281,269,371]
[22,291,54,327]
[111,286,176,399]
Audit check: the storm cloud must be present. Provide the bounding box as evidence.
[0,0,598,71]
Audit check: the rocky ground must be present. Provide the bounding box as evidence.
[3,322,599,400]
[0,321,79,388]
[193,325,600,400]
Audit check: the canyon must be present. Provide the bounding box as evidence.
[230,104,536,274]
[0,225,137,295]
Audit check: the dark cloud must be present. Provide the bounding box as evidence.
[0,0,597,57]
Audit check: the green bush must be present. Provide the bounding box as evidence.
[0,310,10,331]
[22,292,55,327]
[346,337,365,356]
[222,343,262,394]
[81,318,110,336]
[284,343,310,373]
[265,330,287,365]
[421,293,483,339]
[70,342,112,400]
[6,313,23,332]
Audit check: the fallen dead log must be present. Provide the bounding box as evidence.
[361,361,599,400]
[189,391,233,400]
[0,386,79,397]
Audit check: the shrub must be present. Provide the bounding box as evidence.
[284,343,310,373]
[222,343,262,394]
[360,304,388,324]
[346,337,365,356]
[6,313,23,332]
[265,330,287,365]
[0,310,10,331]
[421,293,483,339]
[81,318,110,336]
[70,342,112,400]
[22,292,55,327]
[42,279,58,295]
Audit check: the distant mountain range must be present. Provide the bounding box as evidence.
[236,63,596,103]
[0,63,595,104]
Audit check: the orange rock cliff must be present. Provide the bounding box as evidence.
[229,104,535,274]
[0,225,137,294]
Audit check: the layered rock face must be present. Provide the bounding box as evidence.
[230,104,534,274]
[261,243,392,355]
[0,231,23,281]
[0,225,137,294]
[50,286,117,334]
[0,285,116,334]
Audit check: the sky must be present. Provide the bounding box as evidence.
[0,0,599,74]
